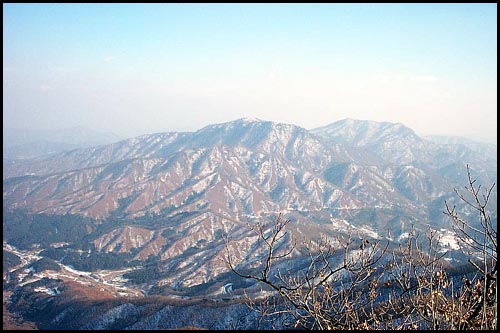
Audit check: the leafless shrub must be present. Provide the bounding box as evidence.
[443,164,497,330]
[225,166,496,330]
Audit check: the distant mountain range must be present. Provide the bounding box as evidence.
[2,118,497,329]
[3,126,122,159]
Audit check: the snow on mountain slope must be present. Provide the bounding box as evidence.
[312,118,497,172]
[311,118,421,146]
[3,118,496,294]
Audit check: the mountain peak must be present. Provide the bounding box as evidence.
[312,118,419,146]
[336,118,406,128]
[237,117,262,123]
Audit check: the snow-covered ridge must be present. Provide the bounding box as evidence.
[3,118,496,222]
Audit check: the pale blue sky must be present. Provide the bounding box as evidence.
[3,3,497,143]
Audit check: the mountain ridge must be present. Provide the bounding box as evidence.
[3,117,497,296]
[3,118,496,220]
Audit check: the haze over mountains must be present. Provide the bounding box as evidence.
[3,126,122,160]
[3,118,497,329]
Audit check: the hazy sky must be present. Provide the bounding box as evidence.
[3,3,497,143]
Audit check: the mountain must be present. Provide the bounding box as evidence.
[314,119,427,163]
[3,118,497,329]
[3,119,357,218]
[3,116,497,242]
[312,118,422,147]
[312,118,497,184]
